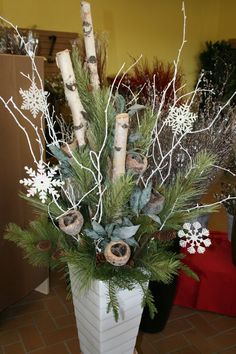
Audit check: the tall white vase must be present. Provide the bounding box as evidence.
[69,266,144,354]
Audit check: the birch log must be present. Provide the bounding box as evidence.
[81,1,100,90]
[56,49,87,147]
[112,113,129,180]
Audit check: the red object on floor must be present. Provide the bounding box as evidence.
[174,231,236,316]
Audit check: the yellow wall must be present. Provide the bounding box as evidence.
[1,0,236,87]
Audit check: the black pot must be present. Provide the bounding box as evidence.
[139,238,180,333]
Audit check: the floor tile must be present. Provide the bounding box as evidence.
[211,315,236,332]
[207,328,236,352]
[43,296,69,318]
[0,330,20,346]
[18,324,44,351]
[187,313,216,337]
[0,313,33,331]
[155,333,189,353]
[33,310,57,333]
[28,342,69,354]
[42,325,77,346]
[3,342,25,354]
[65,337,80,354]
[55,314,76,329]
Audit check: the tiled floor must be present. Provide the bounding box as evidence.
[0,270,236,354]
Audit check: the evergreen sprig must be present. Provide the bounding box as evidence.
[159,151,218,230]
[19,192,64,218]
[4,217,66,268]
[107,281,120,322]
[141,286,158,319]
[69,148,98,210]
[102,174,135,223]
[129,108,157,154]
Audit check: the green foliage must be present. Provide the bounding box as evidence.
[4,217,66,268]
[64,240,96,293]
[141,285,158,319]
[69,148,98,211]
[180,262,200,282]
[19,193,65,218]
[138,250,181,283]
[72,46,116,163]
[71,45,93,110]
[102,174,135,223]
[86,88,116,157]
[107,281,120,322]
[128,108,156,154]
[130,183,152,215]
[159,151,219,230]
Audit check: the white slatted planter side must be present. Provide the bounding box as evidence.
[69,266,145,354]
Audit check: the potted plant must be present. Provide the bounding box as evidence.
[2,2,236,353]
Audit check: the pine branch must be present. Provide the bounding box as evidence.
[64,240,96,293]
[159,151,218,229]
[139,251,181,284]
[4,217,66,268]
[179,262,200,281]
[102,174,135,223]
[69,148,98,209]
[19,192,64,218]
[138,281,158,319]
[107,280,120,322]
[129,108,156,154]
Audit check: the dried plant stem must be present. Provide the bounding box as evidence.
[56,49,87,147]
[112,113,129,180]
[81,1,100,90]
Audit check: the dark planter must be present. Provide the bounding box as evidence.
[139,237,180,333]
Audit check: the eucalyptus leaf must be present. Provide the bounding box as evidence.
[92,221,106,236]
[130,186,142,214]
[122,217,133,227]
[105,223,116,238]
[139,183,152,210]
[114,94,126,113]
[128,132,142,143]
[84,229,100,239]
[112,225,140,239]
[128,104,146,117]
[48,144,72,177]
[49,144,69,163]
[125,237,139,246]
[147,214,161,224]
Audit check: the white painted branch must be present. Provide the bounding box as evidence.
[81,1,100,90]
[112,113,129,180]
[56,49,87,147]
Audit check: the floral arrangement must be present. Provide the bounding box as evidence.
[2,2,236,321]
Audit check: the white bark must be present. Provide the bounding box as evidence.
[56,49,87,147]
[81,1,100,90]
[112,113,129,180]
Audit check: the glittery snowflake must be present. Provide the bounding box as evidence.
[165,104,197,135]
[20,82,48,118]
[19,161,64,203]
[178,221,211,254]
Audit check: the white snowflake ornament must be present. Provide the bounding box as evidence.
[20,160,64,203]
[178,221,211,254]
[165,104,197,135]
[20,82,48,118]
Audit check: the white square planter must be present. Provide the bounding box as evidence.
[69,266,145,354]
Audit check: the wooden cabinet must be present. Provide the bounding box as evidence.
[0,54,48,311]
